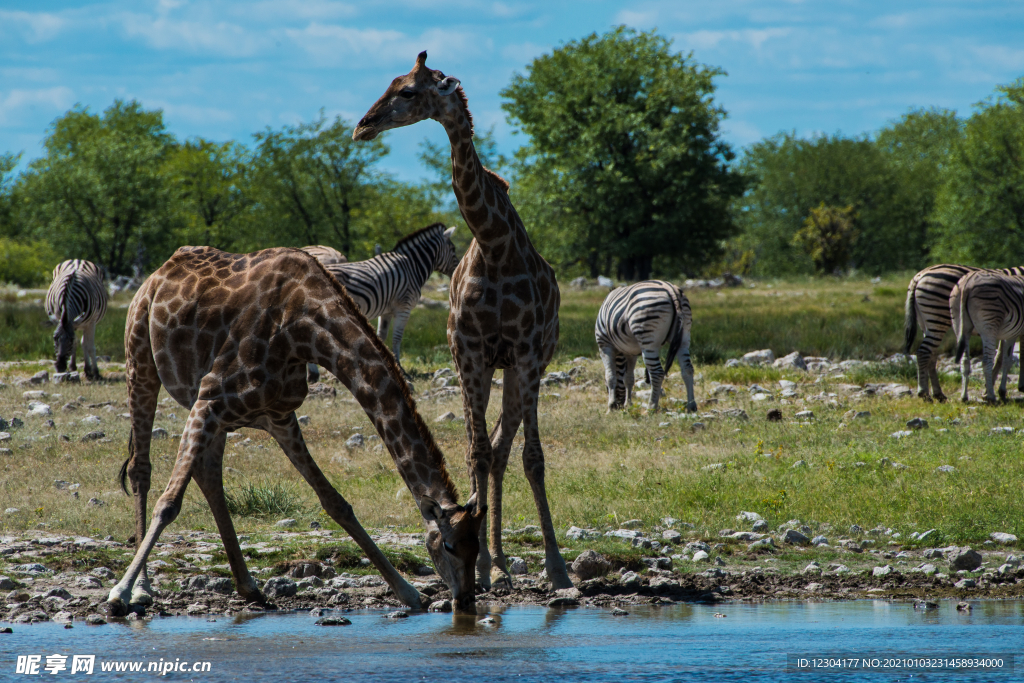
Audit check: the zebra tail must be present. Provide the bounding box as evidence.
[119,428,134,496]
[903,283,918,354]
[954,287,972,364]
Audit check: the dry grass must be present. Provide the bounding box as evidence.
[0,275,1020,553]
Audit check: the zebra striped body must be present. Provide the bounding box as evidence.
[324,223,458,366]
[905,263,1024,400]
[951,270,1024,402]
[594,280,696,412]
[45,259,108,379]
[300,245,347,266]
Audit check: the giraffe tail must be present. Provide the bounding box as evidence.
[118,428,134,495]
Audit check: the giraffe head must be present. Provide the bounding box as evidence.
[53,312,75,373]
[419,494,484,614]
[353,51,469,142]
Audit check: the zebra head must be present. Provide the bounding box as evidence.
[437,226,459,277]
[53,314,75,373]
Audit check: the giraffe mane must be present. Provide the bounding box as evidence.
[453,85,473,137]
[296,249,460,502]
[483,168,510,193]
[392,222,447,251]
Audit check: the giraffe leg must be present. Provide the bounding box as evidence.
[81,321,100,381]
[123,345,161,606]
[264,413,426,610]
[456,363,495,589]
[598,344,618,410]
[517,367,572,590]
[189,431,264,604]
[107,399,220,614]
[484,368,524,590]
[641,349,665,411]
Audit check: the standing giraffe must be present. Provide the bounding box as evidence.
[354,52,572,590]
[107,246,483,615]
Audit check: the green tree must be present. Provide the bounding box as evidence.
[931,77,1024,265]
[501,26,744,280]
[249,114,386,257]
[0,153,22,238]
[734,133,922,276]
[791,203,859,274]
[18,100,175,275]
[164,139,253,251]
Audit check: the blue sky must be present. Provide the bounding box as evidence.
[2,0,1023,183]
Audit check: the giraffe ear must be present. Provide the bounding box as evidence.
[436,76,461,96]
[418,495,444,521]
[444,226,456,239]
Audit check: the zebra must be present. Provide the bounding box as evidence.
[45,259,108,380]
[595,280,696,413]
[300,245,347,266]
[951,269,1024,403]
[904,264,1024,401]
[304,223,458,382]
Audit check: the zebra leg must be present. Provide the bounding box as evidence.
[624,355,638,407]
[1018,338,1024,393]
[675,336,697,413]
[960,345,972,403]
[81,321,100,380]
[997,340,1010,402]
[388,307,413,369]
[306,363,320,384]
[982,338,999,403]
[598,345,619,410]
[915,333,938,401]
[641,349,666,411]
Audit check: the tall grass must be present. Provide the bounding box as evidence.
[225,481,304,518]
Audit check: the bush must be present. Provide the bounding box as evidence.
[0,238,58,287]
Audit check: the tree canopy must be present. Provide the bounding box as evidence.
[501,26,745,280]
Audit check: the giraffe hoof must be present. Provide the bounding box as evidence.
[490,570,512,591]
[104,598,129,617]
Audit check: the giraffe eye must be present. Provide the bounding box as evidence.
[443,541,455,553]
[398,89,416,99]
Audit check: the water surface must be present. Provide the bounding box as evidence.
[3,601,1022,681]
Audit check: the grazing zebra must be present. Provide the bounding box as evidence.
[905,264,1024,401]
[304,224,457,383]
[595,280,697,412]
[300,245,347,266]
[951,269,1024,403]
[45,259,108,380]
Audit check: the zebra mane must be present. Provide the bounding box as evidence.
[392,223,447,254]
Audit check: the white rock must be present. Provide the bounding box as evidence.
[741,349,775,365]
[436,411,457,422]
[691,550,710,562]
[275,518,298,528]
[991,532,1018,545]
[773,351,807,371]
[27,402,52,417]
[736,511,763,522]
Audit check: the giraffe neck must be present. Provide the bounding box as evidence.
[438,97,515,252]
[307,302,458,508]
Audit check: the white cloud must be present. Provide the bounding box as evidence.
[615,9,660,27]
[0,86,76,125]
[0,10,66,43]
[969,45,1024,72]
[284,23,483,68]
[118,12,267,57]
[681,27,792,52]
[244,0,358,22]
[501,41,549,64]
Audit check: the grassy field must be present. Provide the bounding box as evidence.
[1,273,920,366]
[0,272,1020,570]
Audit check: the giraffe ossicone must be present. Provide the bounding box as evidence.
[355,52,574,591]
[108,246,483,616]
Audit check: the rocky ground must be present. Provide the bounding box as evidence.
[2,519,1022,627]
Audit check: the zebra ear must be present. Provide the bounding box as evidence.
[443,226,456,240]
